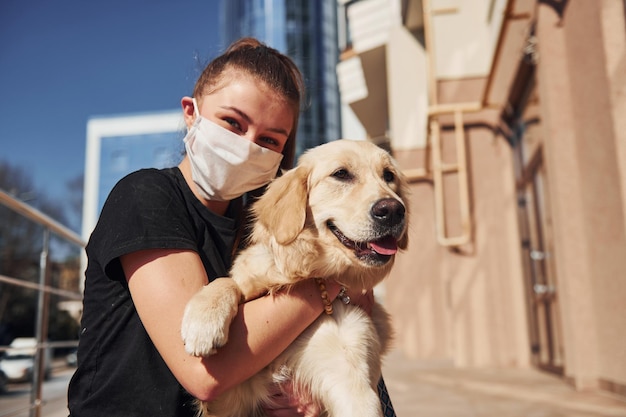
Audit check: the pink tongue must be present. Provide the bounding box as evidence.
[369,236,398,255]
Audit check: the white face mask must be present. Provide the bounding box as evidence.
[183,100,284,202]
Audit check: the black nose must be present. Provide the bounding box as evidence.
[371,198,405,227]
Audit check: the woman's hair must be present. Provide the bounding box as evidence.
[193,37,305,169]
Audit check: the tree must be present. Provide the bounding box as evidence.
[65,173,84,234]
[0,160,81,346]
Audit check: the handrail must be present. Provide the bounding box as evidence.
[0,189,85,417]
[0,273,82,300]
[0,189,85,247]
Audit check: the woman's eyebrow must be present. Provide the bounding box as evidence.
[221,105,290,137]
[221,105,252,124]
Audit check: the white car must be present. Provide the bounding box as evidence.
[0,369,7,393]
[0,338,51,383]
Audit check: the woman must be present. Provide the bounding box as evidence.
[67,38,372,417]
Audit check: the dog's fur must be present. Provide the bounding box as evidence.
[181,139,409,417]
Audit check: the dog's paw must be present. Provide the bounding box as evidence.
[181,284,241,357]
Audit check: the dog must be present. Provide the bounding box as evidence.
[181,139,409,417]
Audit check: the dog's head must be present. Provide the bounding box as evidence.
[251,139,409,286]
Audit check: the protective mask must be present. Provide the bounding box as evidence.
[183,99,284,202]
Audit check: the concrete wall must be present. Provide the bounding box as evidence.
[387,110,530,367]
[342,0,626,397]
[382,0,626,396]
[535,0,626,391]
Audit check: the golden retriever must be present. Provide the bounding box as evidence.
[181,139,409,417]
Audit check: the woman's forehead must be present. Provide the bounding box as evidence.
[204,69,264,95]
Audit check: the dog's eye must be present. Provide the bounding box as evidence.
[332,168,353,181]
[383,169,395,183]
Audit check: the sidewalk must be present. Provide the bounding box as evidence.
[382,349,626,417]
[40,351,626,417]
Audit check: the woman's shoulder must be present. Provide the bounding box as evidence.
[111,167,183,197]
[91,167,195,250]
[98,167,185,215]
[119,167,180,186]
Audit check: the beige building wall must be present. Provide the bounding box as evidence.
[389,120,530,368]
[534,0,626,391]
[386,27,428,150]
[338,0,626,398]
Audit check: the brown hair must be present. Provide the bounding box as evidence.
[193,37,305,169]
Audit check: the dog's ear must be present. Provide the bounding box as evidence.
[253,166,309,245]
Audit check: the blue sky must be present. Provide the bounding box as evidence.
[0,0,222,228]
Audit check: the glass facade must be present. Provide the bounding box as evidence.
[82,111,183,238]
[221,0,341,157]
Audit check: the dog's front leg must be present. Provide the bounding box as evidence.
[289,304,385,417]
[181,278,242,356]
[321,332,384,416]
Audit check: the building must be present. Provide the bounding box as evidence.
[221,0,342,155]
[81,111,185,242]
[337,0,626,398]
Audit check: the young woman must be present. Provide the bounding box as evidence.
[67,38,372,417]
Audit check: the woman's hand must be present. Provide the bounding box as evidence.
[262,382,320,417]
[323,280,375,316]
[260,282,375,417]
[342,286,375,316]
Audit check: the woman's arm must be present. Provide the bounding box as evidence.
[121,248,340,401]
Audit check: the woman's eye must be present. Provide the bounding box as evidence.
[260,137,278,147]
[224,118,242,130]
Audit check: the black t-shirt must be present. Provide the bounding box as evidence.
[68,167,240,417]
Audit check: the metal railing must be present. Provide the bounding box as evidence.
[0,189,85,417]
